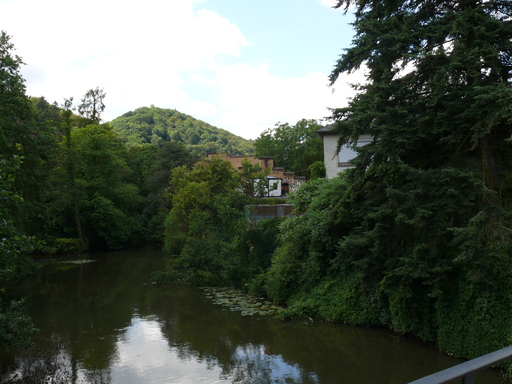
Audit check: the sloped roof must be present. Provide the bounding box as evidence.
[315,125,338,138]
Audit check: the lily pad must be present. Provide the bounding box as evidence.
[200,287,283,317]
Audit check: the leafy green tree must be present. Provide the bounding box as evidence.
[0,31,59,237]
[308,161,326,180]
[49,123,142,250]
[239,157,270,198]
[142,141,195,244]
[0,157,37,351]
[162,156,252,285]
[30,96,61,124]
[0,31,30,130]
[126,143,158,194]
[254,119,323,177]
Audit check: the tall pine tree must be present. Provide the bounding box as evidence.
[314,0,512,359]
[330,0,512,184]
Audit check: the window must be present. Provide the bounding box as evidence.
[338,138,372,167]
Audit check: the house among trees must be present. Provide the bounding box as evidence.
[204,153,306,197]
[316,127,372,179]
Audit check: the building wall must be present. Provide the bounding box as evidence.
[319,133,373,179]
[205,153,274,171]
[204,153,304,196]
[322,133,342,179]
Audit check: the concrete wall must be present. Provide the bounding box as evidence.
[322,133,342,179]
[249,204,294,221]
[320,132,373,179]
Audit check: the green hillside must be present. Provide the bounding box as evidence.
[110,106,254,156]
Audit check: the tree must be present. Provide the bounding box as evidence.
[142,141,195,244]
[254,119,323,177]
[30,96,61,123]
[0,157,36,351]
[330,0,512,355]
[329,0,512,188]
[263,0,512,363]
[49,123,143,250]
[0,31,30,128]
[0,31,59,236]
[78,87,106,126]
[162,156,251,285]
[239,157,271,198]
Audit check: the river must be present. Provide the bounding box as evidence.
[0,249,508,384]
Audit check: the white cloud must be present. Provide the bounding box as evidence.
[190,62,365,139]
[183,100,218,119]
[319,0,340,8]
[1,0,247,112]
[1,0,357,140]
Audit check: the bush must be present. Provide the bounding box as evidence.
[38,238,86,255]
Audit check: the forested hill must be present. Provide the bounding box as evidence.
[110,106,254,156]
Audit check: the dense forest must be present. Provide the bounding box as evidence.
[3,0,512,375]
[110,106,254,157]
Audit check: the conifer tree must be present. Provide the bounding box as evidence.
[301,0,512,358]
[330,0,512,187]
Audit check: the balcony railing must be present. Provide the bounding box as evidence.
[408,345,512,384]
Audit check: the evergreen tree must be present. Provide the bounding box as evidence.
[330,0,512,186]
[77,87,106,126]
[327,0,512,356]
[265,0,512,362]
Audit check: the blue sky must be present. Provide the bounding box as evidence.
[0,0,363,139]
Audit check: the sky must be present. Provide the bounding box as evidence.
[0,0,364,140]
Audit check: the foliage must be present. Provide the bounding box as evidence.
[329,0,512,189]
[30,96,61,124]
[239,157,270,198]
[77,87,106,126]
[140,141,195,244]
[308,161,326,180]
[0,157,37,351]
[254,119,323,177]
[262,0,512,364]
[48,123,143,250]
[0,31,59,237]
[37,238,86,255]
[241,217,286,295]
[160,156,285,288]
[264,177,347,304]
[110,106,254,156]
[163,156,250,285]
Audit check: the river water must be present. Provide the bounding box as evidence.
[0,249,508,384]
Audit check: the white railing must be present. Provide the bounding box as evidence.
[408,345,512,384]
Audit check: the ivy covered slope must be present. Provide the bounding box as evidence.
[265,0,512,363]
[110,106,254,156]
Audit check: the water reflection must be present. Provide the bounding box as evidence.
[112,316,222,384]
[0,250,509,384]
[228,344,320,384]
[110,315,319,384]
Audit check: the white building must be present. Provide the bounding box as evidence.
[316,127,372,179]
